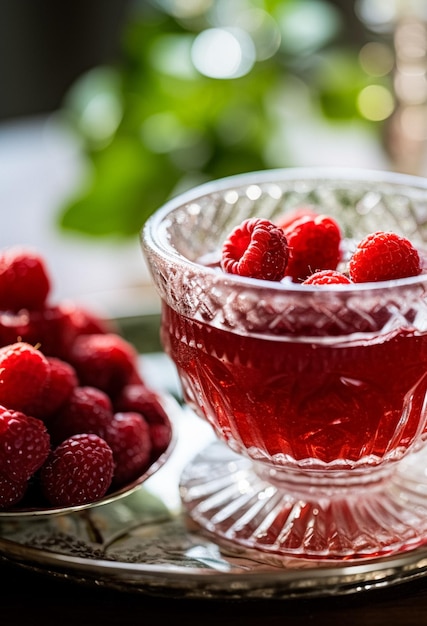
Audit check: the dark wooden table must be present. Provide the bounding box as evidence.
[2,556,427,626]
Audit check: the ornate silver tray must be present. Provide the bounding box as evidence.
[2,354,427,600]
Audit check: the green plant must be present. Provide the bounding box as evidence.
[57,0,388,238]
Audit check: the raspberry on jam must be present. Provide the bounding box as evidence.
[221,218,289,281]
[282,214,342,283]
[349,231,421,283]
[302,270,352,285]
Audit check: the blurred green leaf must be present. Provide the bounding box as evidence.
[314,50,373,120]
[59,136,181,236]
[57,0,384,239]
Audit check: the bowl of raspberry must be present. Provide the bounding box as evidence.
[0,247,175,518]
[141,167,427,563]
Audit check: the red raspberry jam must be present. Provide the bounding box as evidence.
[161,302,427,469]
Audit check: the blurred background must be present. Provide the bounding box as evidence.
[1,0,427,329]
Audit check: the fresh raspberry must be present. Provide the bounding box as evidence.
[105,412,152,487]
[0,310,30,347]
[48,386,114,446]
[221,218,289,281]
[56,301,115,359]
[276,207,319,231]
[19,305,72,358]
[68,333,139,397]
[114,384,170,425]
[282,214,342,282]
[40,433,114,507]
[0,342,50,414]
[302,270,352,285]
[58,300,114,336]
[0,406,50,482]
[114,384,172,457]
[0,306,67,357]
[0,247,51,311]
[349,231,421,283]
[31,357,78,422]
[149,422,172,459]
[0,303,116,360]
[0,471,27,509]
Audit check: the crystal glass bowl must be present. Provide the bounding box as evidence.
[141,168,427,562]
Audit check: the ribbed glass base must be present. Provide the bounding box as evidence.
[179,442,427,562]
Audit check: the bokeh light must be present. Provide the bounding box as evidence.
[355,0,398,33]
[357,84,394,121]
[149,34,197,79]
[275,0,341,55]
[394,68,427,105]
[154,0,214,19]
[191,27,256,78]
[59,0,401,240]
[65,67,123,146]
[359,42,394,76]
[237,8,281,61]
[400,105,427,140]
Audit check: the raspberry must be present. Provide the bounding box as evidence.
[58,300,114,336]
[221,218,289,281]
[0,306,68,357]
[31,357,78,422]
[114,384,170,425]
[302,270,352,285]
[56,301,115,360]
[114,384,172,457]
[0,310,30,347]
[282,214,342,282]
[105,412,152,487]
[0,342,50,414]
[68,333,139,397]
[149,422,173,459]
[276,207,318,231]
[0,406,50,482]
[0,303,115,360]
[349,231,421,283]
[0,472,27,509]
[48,386,114,446]
[40,433,114,507]
[0,247,51,311]
[20,306,70,358]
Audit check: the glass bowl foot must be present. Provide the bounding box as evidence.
[179,442,427,563]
